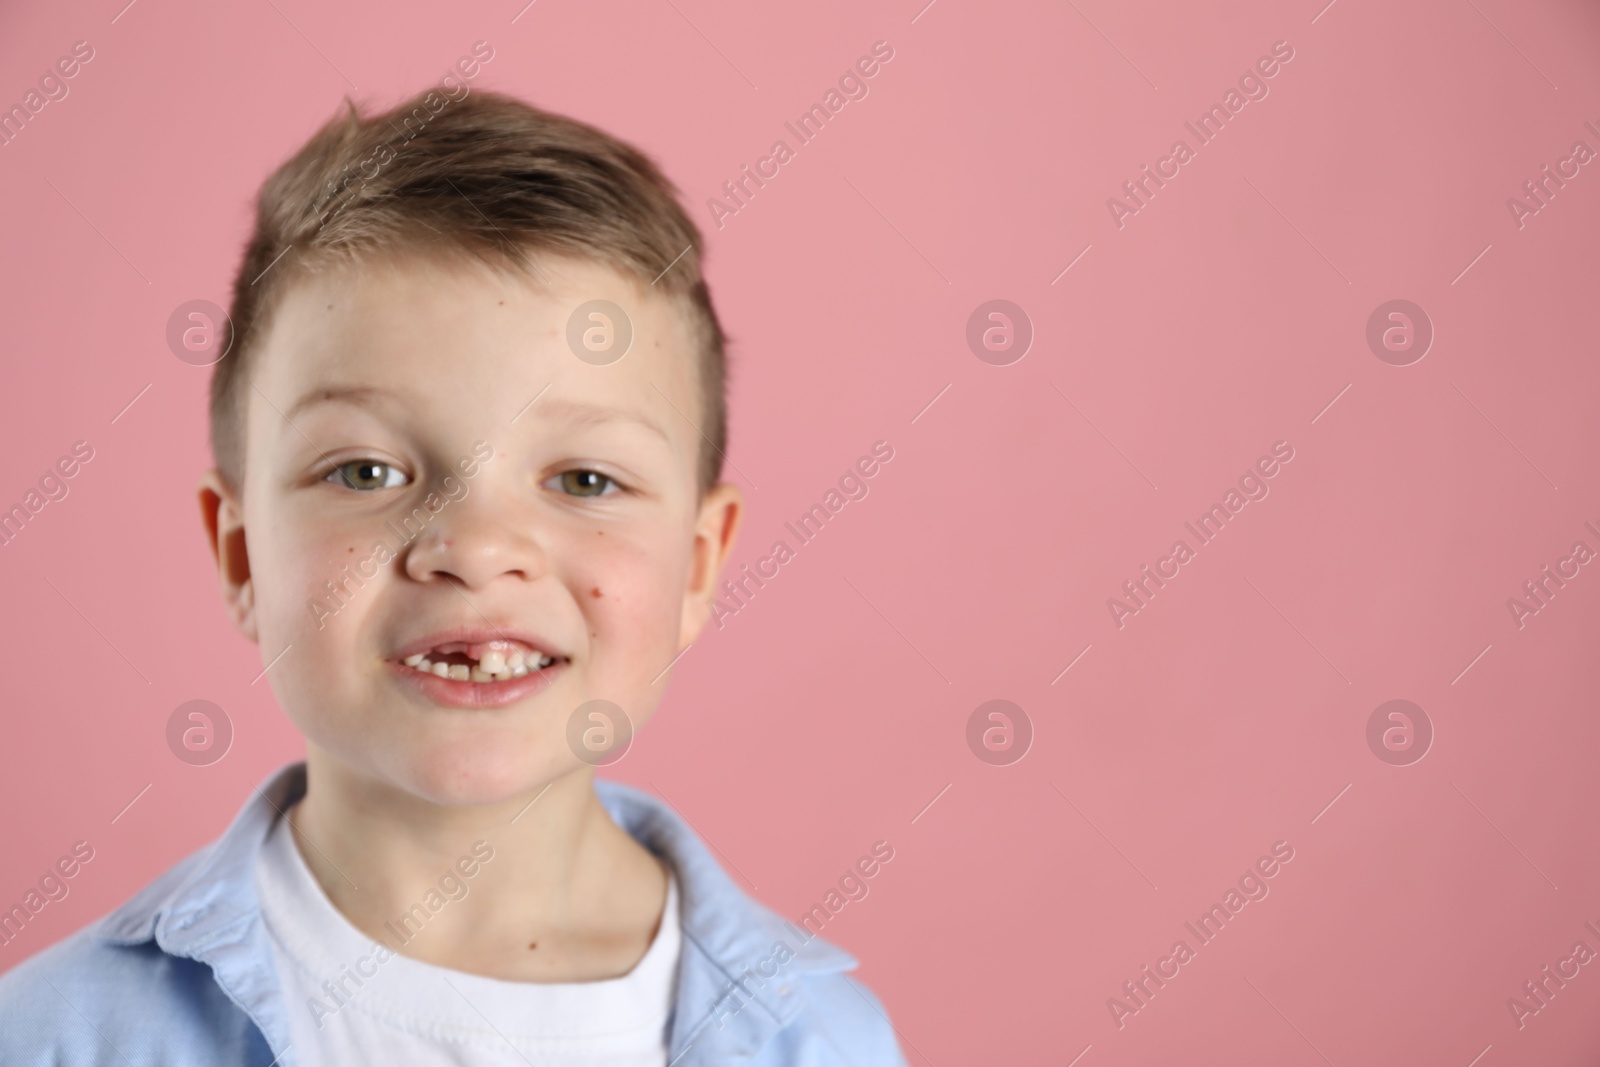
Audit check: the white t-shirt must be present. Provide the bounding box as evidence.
[253,809,680,1066]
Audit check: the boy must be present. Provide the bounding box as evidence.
[0,84,907,1065]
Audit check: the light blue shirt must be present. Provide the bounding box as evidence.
[0,762,908,1065]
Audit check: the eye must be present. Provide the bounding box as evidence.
[551,469,618,498]
[326,460,409,491]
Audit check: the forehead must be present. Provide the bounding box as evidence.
[248,251,702,449]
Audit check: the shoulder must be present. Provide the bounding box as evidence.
[760,970,909,1066]
[0,927,262,1065]
[592,777,907,1065]
[0,845,268,1065]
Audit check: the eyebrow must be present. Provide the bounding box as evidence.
[284,384,401,422]
[285,384,671,444]
[520,396,671,443]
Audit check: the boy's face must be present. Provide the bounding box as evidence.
[198,253,741,806]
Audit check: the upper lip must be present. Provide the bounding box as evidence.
[392,624,566,662]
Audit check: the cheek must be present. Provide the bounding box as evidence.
[257,521,373,635]
[567,525,689,654]
[250,513,383,722]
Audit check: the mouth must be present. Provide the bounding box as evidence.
[399,639,562,684]
[389,632,569,709]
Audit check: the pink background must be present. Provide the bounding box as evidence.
[3,0,1599,1062]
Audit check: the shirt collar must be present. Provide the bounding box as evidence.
[97,761,857,1064]
[590,775,860,1058]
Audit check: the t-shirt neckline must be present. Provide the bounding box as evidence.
[254,803,681,1047]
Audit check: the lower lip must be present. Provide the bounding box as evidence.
[388,660,565,709]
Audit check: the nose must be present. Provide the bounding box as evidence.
[402,479,546,590]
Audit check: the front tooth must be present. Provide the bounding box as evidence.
[431,661,450,677]
[404,654,424,667]
[506,651,526,670]
[479,650,507,674]
[510,663,528,676]
[448,664,470,681]
[469,667,494,683]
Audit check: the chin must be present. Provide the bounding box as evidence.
[391,737,575,808]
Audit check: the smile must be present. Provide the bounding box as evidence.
[389,632,568,709]
[400,640,557,684]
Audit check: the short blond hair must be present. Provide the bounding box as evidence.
[211,87,726,495]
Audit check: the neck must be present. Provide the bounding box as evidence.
[287,746,667,981]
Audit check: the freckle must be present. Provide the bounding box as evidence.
[590,587,602,599]
[347,546,355,553]
[528,941,538,950]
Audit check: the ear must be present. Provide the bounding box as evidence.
[678,481,743,647]
[197,468,259,644]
